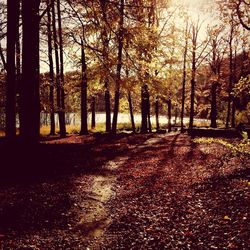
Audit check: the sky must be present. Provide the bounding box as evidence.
[0,0,218,73]
[169,0,218,40]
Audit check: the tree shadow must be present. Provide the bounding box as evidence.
[0,133,152,239]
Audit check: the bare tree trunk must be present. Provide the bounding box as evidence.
[15,0,21,102]
[91,96,95,129]
[226,23,234,128]
[112,0,124,133]
[167,99,172,132]
[231,43,237,128]
[100,0,111,133]
[210,82,218,128]
[141,85,148,133]
[189,24,198,130]
[104,84,111,132]
[56,0,66,136]
[20,0,41,143]
[155,96,160,132]
[6,0,19,139]
[181,23,188,132]
[128,91,136,133]
[51,0,64,136]
[147,99,152,133]
[80,39,88,135]
[47,0,55,135]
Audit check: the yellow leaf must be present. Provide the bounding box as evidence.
[224,215,231,220]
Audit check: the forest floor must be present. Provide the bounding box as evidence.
[0,132,249,250]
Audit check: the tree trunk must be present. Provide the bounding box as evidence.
[100,1,111,133]
[231,44,237,128]
[167,99,171,132]
[155,97,159,132]
[112,0,124,133]
[6,0,19,139]
[181,29,188,132]
[80,40,88,135]
[51,0,64,136]
[47,0,55,135]
[226,23,234,128]
[56,0,66,136]
[189,25,197,130]
[91,96,96,129]
[15,0,21,109]
[105,84,111,132]
[128,91,136,133]
[147,98,152,133]
[189,78,195,129]
[141,85,148,133]
[20,0,41,143]
[210,82,218,128]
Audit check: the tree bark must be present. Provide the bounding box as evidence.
[112,0,124,133]
[47,0,55,135]
[147,97,152,133]
[141,85,148,133]
[51,0,64,136]
[15,0,21,99]
[20,0,41,143]
[189,24,198,130]
[155,97,159,132]
[100,0,111,133]
[80,39,88,135]
[210,82,218,128]
[181,23,188,132]
[6,0,19,139]
[167,99,172,132]
[56,0,66,136]
[105,85,111,132]
[231,43,237,128]
[128,91,136,133]
[226,21,234,128]
[91,96,96,129]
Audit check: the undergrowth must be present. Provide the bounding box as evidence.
[194,137,250,156]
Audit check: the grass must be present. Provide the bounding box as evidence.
[194,137,250,156]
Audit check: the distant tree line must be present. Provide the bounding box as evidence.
[0,0,249,144]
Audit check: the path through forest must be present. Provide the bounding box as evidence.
[0,133,249,249]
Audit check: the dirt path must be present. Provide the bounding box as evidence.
[73,155,129,249]
[72,134,166,249]
[0,133,249,249]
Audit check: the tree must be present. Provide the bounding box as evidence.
[19,0,41,143]
[51,0,66,137]
[56,0,66,136]
[225,14,238,128]
[189,19,209,129]
[99,0,112,133]
[79,36,88,135]
[46,0,56,135]
[180,20,189,132]
[141,84,150,133]
[206,25,225,128]
[112,0,125,133]
[6,0,19,139]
